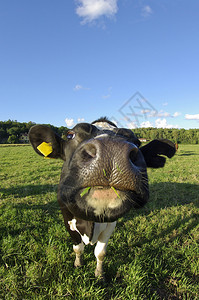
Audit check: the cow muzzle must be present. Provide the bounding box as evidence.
[60,136,149,222]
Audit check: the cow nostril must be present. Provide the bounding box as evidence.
[81,144,97,161]
[129,147,139,163]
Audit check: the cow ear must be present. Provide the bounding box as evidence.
[140,139,176,168]
[29,125,66,160]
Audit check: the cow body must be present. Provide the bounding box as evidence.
[29,117,176,279]
[69,219,116,277]
[57,193,116,278]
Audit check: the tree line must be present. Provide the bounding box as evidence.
[0,120,199,144]
[133,127,199,144]
[0,120,68,144]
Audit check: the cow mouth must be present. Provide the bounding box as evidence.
[79,186,122,212]
[71,185,148,222]
[60,181,149,222]
[80,186,120,200]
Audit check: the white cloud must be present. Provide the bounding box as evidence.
[102,86,112,99]
[73,84,90,91]
[65,118,75,127]
[160,111,170,117]
[102,94,111,99]
[173,112,181,117]
[77,118,85,122]
[141,5,153,17]
[140,121,153,128]
[74,84,83,91]
[126,121,137,129]
[155,118,167,128]
[148,110,158,117]
[75,0,118,23]
[148,110,181,118]
[163,102,168,106]
[149,110,170,118]
[185,114,199,120]
[141,109,150,114]
[155,118,179,129]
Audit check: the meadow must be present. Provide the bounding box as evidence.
[0,144,198,299]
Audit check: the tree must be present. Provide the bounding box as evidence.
[8,135,18,144]
[7,127,20,136]
[173,129,179,143]
[0,120,199,144]
[0,128,6,139]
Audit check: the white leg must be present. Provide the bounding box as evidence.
[94,222,116,278]
[73,242,84,268]
[94,241,107,278]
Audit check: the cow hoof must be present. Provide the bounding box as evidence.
[74,256,84,268]
[95,269,105,282]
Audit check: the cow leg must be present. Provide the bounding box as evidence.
[94,241,107,278]
[94,222,116,279]
[73,242,84,268]
[57,201,84,268]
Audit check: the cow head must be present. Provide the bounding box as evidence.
[29,117,176,222]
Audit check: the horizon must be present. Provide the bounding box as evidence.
[1,118,199,131]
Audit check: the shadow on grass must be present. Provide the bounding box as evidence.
[1,181,198,236]
[118,181,199,240]
[0,181,198,298]
[0,184,60,238]
[0,184,58,198]
[110,182,199,283]
[177,150,198,156]
[125,181,199,215]
[0,200,61,239]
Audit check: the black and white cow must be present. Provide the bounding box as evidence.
[29,117,175,279]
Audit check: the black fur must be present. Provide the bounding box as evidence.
[29,118,176,245]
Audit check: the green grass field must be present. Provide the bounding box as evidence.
[0,144,198,299]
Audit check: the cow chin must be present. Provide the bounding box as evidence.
[65,186,149,223]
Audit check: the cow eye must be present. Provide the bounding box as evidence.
[66,131,75,140]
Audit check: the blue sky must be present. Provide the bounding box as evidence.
[0,0,199,129]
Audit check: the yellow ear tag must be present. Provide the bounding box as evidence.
[37,142,53,157]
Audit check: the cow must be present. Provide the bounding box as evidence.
[29,117,176,280]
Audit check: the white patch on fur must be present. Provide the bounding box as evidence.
[94,222,116,243]
[87,195,123,217]
[94,133,109,139]
[68,219,90,245]
[94,240,106,259]
[94,222,116,262]
[90,223,107,245]
[94,122,115,130]
[81,234,90,245]
[73,242,84,254]
[69,219,116,247]
[71,220,116,277]
[68,219,77,231]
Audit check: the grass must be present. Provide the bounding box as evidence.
[0,144,198,299]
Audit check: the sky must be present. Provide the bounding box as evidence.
[0,0,199,130]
